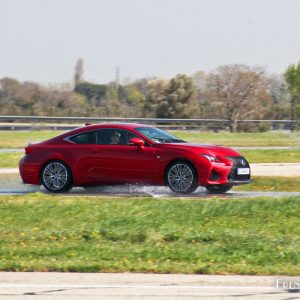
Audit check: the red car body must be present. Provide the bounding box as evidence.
[19,123,251,193]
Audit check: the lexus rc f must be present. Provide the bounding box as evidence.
[19,123,251,194]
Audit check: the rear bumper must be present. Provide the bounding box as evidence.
[19,157,40,185]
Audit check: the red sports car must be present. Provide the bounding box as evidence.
[19,123,251,194]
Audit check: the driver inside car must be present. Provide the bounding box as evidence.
[110,131,121,144]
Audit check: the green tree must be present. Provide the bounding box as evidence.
[284,62,300,131]
[74,82,107,107]
[145,78,168,117]
[264,74,290,123]
[157,74,194,118]
[124,83,146,117]
[104,82,122,117]
[145,74,194,118]
[0,78,20,114]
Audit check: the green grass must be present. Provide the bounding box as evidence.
[1,130,300,148]
[1,149,299,169]
[172,131,300,147]
[0,131,63,148]
[0,153,23,168]
[234,176,300,192]
[239,149,300,163]
[0,194,299,275]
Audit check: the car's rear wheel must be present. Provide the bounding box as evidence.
[206,184,233,194]
[166,161,198,194]
[41,160,72,193]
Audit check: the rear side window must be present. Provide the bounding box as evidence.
[68,129,145,145]
[69,131,97,144]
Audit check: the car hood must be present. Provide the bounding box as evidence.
[156,143,240,156]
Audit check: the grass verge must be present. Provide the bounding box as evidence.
[1,149,300,168]
[234,176,300,192]
[0,131,62,149]
[0,194,299,275]
[239,149,300,163]
[0,153,23,168]
[172,131,300,147]
[1,130,300,148]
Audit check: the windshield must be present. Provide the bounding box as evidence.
[135,127,186,143]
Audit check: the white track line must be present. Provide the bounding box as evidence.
[0,168,19,174]
[0,284,291,290]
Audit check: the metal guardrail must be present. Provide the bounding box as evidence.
[0,115,296,124]
[0,116,296,130]
[0,116,228,123]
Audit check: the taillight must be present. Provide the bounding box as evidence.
[25,146,35,155]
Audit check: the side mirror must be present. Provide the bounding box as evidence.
[129,138,145,148]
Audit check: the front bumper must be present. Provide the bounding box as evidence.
[199,156,251,186]
[226,156,251,184]
[227,179,251,185]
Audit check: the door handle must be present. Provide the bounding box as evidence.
[91,147,102,153]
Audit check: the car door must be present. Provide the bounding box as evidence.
[77,129,161,184]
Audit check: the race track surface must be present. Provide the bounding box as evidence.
[0,272,299,300]
[1,163,300,196]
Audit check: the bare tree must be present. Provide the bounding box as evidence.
[207,64,271,132]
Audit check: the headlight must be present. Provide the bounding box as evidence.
[200,154,225,164]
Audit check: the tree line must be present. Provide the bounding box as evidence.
[0,60,299,132]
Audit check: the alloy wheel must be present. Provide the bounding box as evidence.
[42,161,69,191]
[167,163,194,193]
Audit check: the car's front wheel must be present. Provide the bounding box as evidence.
[165,161,198,194]
[41,160,73,193]
[206,184,233,194]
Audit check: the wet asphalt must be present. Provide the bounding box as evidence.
[0,173,299,198]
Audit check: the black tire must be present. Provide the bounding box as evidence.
[165,161,198,194]
[40,160,73,193]
[206,184,233,194]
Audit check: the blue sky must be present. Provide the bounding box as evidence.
[1,0,300,85]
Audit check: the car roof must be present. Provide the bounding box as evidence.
[41,123,155,145]
[81,122,153,131]
[59,122,154,138]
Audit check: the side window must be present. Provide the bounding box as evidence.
[96,129,143,145]
[69,131,97,144]
[96,129,125,145]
